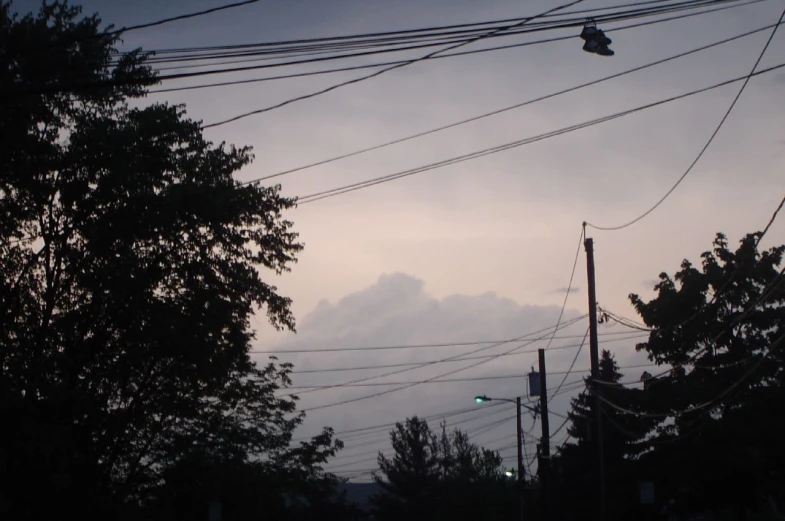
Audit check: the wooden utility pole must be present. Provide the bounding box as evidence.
[516,396,525,521]
[538,349,550,521]
[584,235,606,521]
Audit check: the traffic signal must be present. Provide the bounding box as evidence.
[580,21,614,56]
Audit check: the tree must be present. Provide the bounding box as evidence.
[554,350,654,521]
[628,232,785,518]
[0,3,341,518]
[566,350,652,462]
[371,417,514,521]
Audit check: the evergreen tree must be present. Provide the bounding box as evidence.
[554,350,654,521]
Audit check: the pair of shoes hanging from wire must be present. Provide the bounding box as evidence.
[580,20,614,56]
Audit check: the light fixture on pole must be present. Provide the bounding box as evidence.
[474,396,539,521]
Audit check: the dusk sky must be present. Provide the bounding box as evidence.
[13,0,785,479]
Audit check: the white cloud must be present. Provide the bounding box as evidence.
[255,273,653,475]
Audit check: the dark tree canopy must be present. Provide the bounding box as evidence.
[372,417,514,521]
[0,3,342,519]
[627,232,785,518]
[554,350,655,521]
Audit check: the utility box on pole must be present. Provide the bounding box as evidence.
[528,369,540,397]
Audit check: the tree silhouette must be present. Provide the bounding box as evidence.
[554,350,654,521]
[628,232,785,519]
[0,3,341,518]
[372,417,513,521]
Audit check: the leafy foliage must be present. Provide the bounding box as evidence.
[628,232,785,518]
[372,417,515,521]
[0,2,343,518]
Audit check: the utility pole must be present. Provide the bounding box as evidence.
[584,235,606,521]
[538,349,550,521]
[516,396,525,521]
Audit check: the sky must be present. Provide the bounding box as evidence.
[12,0,785,479]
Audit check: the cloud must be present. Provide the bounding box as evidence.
[553,287,581,295]
[257,273,651,475]
[773,72,785,85]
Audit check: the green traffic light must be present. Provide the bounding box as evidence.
[475,396,485,403]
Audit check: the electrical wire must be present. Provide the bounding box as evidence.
[609,252,785,388]
[286,315,587,399]
[319,401,510,440]
[584,7,785,231]
[328,381,581,447]
[299,320,586,412]
[592,192,785,347]
[110,0,263,35]
[202,0,586,129]
[130,0,737,63]
[137,0,734,65]
[333,405,520,459]
[252,329,640,355]
[1,4,772,247]
[598,307,653,332]
[328,405,525,467]
[592,330,785,419]
[549,327,590,402]
[544,227,585,352]
[242,14,777,184]
[550,415,572,439]
[146,0,768,98]
[284,333,648,375]
[288,367,659,390]
[294,62,785,204]
[136,0,748,70]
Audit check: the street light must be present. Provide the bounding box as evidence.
[474,395,538,521]
[474,395,538,413]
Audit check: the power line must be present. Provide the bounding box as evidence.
[300,317,587,411]
[289,365,655,390]
[330,411,526,468]
[147,0,767,97]
[239,14,777,185]
[202,0,586,129]
[326,405,525,463]
[544,227,585,351]
[286,315,587,399]
[9,0,752,109]
[596,192,785,343]
[550,415,572,439]
[108,0,263,35]
[136,0,745,69]
[336,403,519,446]
[584,6,785,231]
[594,331,785,419]
[549,327,590,402]
[603,204,785,389]
[329,388,566,466]
[595,259,785,414]
[131,0,735,62]
[295,62,785,204]
[306,401,513,442]
[289,375,587,390]
[284,334,648,374]
[0,4,766,254]
[325,382,576,445]
[252,329,640,355]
